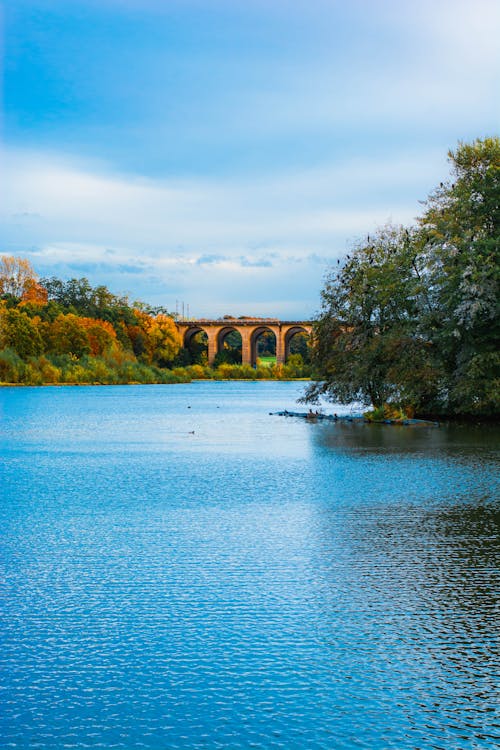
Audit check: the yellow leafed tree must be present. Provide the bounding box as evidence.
[133,311,181,365]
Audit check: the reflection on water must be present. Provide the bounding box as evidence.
[1,382,499,749]
[315,417,500,457]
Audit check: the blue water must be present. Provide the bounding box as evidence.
[1,382,499,749]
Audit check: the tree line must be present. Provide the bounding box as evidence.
[306,137,499,418]
[0,265,184,384]
[0,263,310,384]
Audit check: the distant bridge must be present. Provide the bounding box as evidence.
[176,318,313,366]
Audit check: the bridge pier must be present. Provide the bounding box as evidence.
[276,330,285,365]
[241,329,252,366]
[206,329,218,366]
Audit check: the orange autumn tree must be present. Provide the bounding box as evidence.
[79,317,119,356]
[20,279,49,306]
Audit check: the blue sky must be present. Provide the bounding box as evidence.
[1,0,499,317]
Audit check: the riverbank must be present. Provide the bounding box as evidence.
[0,377,311,387]
[0,354,312,386]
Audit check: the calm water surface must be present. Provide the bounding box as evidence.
[1,382,499,749]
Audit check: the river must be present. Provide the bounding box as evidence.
[1,381,498,749]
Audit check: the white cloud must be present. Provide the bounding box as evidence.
[216,0,500,140]
[0,144,450,316]
[1,145,439,242]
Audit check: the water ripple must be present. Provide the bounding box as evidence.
[1,383,499,749]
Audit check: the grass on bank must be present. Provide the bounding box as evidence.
[0,349,311,386]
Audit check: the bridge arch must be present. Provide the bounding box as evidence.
[250,325,278,367]
[183,326,209,363]
[217,326,243,364]
[284,325,312,361]
[183,325,207,348]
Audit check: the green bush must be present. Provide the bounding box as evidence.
[0,348,25,383]
[186,364,212,379]
[36,356,63,384]
[0,345,310,387]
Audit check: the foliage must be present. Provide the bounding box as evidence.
[40,276,125,317]
[257,356,276,367]
[213,330,243,365]
[289,332,311,363]
[282,353,309,378]
[418,136,500,415]
[307,137,500,417]
[213,363,256,379]
[0,266,186,384]
[0,256,38,298]
[0,348,26,383]
[0,260,308,386]
[213,348,241,366]
[257,330,276,356]
[0,304,44,358]
[364,403,414,422]
[132,312,182,366]
[186,364,213,379]
[20,279,49,306]
[79,317,118,356]
[306,224,436,407]
[45,314,91,358]
[176,331,208,366]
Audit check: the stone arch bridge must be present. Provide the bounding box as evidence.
[177,319,313,366]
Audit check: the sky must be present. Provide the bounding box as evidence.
[1,0,499,318]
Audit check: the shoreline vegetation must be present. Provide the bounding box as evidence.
[305,137,499,422]
[0,260,312,387]
[0,360,311,387]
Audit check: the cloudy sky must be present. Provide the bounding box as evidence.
[1,0,499,318]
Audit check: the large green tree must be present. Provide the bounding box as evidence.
[307,137,499,417]
[306,225,438,409]
[45,314,91,358]
[0,306,44,358]
[419,137,500,414]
